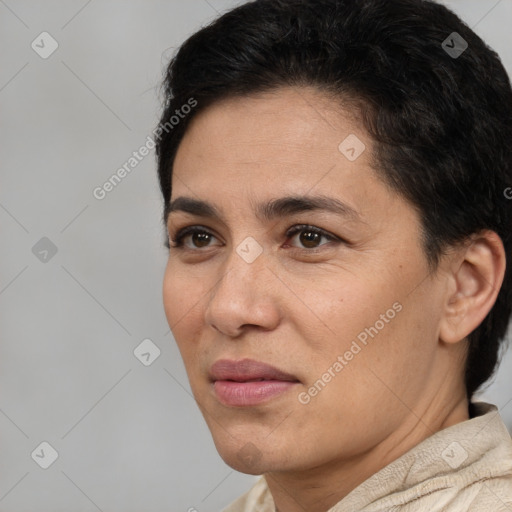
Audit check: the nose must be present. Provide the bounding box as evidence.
[204,248,282,337]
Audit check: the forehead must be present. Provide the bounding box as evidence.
[172,87,373,195]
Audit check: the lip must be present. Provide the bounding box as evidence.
[209,358,300,407]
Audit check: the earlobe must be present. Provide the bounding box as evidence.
[439,230,506,345]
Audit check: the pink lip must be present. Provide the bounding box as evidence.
[210,359,300,407]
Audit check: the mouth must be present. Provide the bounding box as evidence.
[209,358,300,407]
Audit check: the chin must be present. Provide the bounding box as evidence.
[208,431,276,474]
[218,445,273,475]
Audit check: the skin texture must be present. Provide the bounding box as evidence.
[162,87,505,512]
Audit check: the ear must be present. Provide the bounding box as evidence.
[439,230,506,344]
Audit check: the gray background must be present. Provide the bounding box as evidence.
[1,1,511,511]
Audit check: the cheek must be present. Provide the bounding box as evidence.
[336,287,441,410]
[302,275,397,347]
[299,265,432,387]
[163,258,206,318]
[162,260,206,357]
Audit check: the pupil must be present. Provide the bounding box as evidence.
[300,231,319,248]
[193,233,210,247]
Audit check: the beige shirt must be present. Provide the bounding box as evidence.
[223,402,512,512]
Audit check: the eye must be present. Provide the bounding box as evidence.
[168,226,220,250]
[167,224,341,252]
[285,224,339,250]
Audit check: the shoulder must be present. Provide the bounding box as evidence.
[464,474,512,511]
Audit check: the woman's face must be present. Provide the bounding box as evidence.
[163,87,457,475]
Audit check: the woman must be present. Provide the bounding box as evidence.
[156,0,512,510]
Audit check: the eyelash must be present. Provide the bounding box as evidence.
[166,224,341,251]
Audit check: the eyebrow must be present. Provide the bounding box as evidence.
[167,194,362,223]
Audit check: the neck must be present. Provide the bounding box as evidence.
[265,394,469,512]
